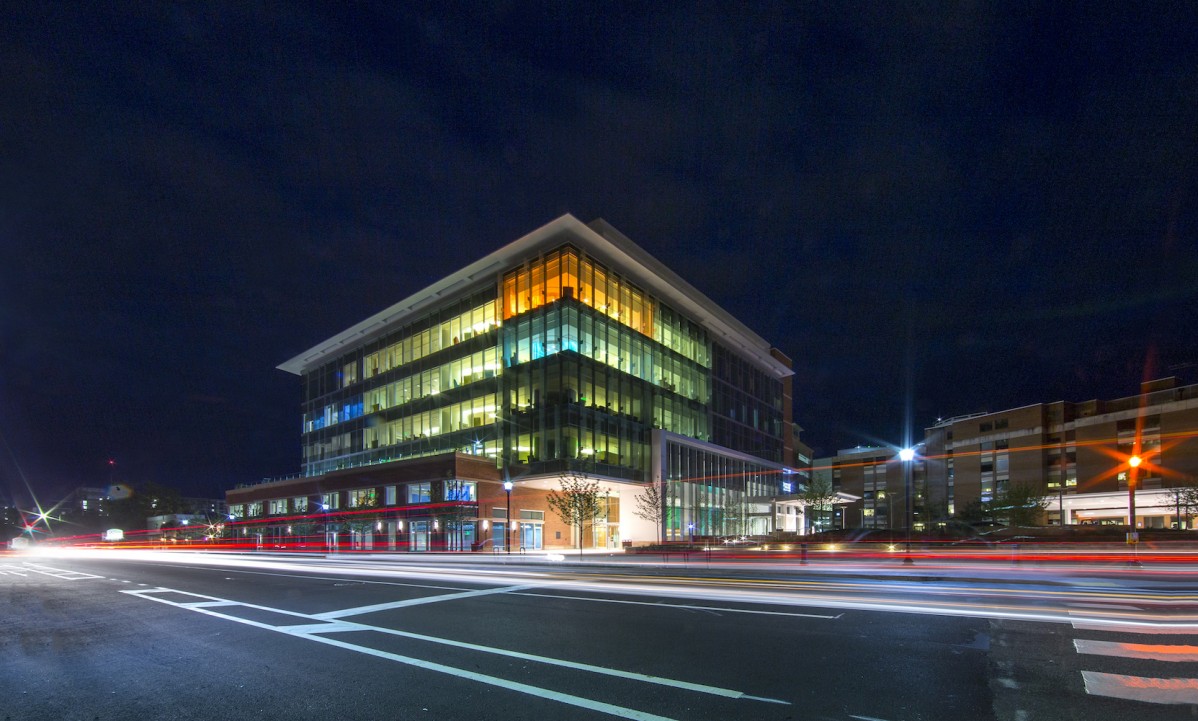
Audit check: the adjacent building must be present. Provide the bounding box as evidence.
[820,377,1198,531]
[813,444,926,532]
[228,215,802,550]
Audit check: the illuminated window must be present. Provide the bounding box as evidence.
[502,247,654,336]
[444,481,476,502]
[363,299,499,380]
[342,361,358,388]
[348,489,377,508]
[407,482,431,504]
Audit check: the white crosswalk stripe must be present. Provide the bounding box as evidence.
[1081,671,1198,705]
[1075,639,1198,662]
[1073,626,1198,705]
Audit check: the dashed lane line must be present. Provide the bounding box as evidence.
[1065,602,1145,611]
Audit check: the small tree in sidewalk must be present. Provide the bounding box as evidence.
[633,479,665,544]
[992,483,1048,526]
[547,472,603,558]
[799,477,839,534]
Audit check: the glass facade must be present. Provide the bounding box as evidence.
[663,439,782,540]
[301,289,503,475]
[710,344,784,464]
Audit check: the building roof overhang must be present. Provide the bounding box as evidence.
[278,214,792,379]
[773,491,862,507]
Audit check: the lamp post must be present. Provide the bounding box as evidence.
[604,490,611,549]
[1058,437,1067,526]
[1127,454,1142,545]
[503,480,513,554]
[899,447,915,564]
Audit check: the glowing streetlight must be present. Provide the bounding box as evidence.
[1128,454,1143,546]
[899,448,915,564]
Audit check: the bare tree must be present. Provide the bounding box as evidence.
[340,490,381,550]
[633,480,664,544]
[722,490,750,539]
[1156,484,1198,529]
[547,472,603,558]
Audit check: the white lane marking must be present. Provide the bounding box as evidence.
[123,588,677,721]
[122,586,787,711]
[1066,602,1144,611]
[21,563,104,580]
[848,715,892,721]
[1075,639,1198,662]
[292,631,680,721]
[282,622,361,635]
[180,600,240,609]
[1071,621,1198,635]
[313,583,550,619]
[1081,671,1198,704]
[516,591,842,620]
[0,567,28,576]
[289,615,786,702]
[139,562,474,592]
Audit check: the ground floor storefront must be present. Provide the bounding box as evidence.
[1050,488,1195,529]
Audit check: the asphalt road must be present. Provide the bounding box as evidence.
[3,551,1197,721]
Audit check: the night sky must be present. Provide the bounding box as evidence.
[2,3,1196,504]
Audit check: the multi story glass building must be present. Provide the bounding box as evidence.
[229,215,799,550]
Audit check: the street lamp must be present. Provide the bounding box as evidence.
[1128,454,1142,545]
[503,480,513,554]
[899,447,915,564]
[605,490,611,549]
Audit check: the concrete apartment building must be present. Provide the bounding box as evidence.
[819,378,1198,531]
[813,444,926,532]
[227,215,803,551]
